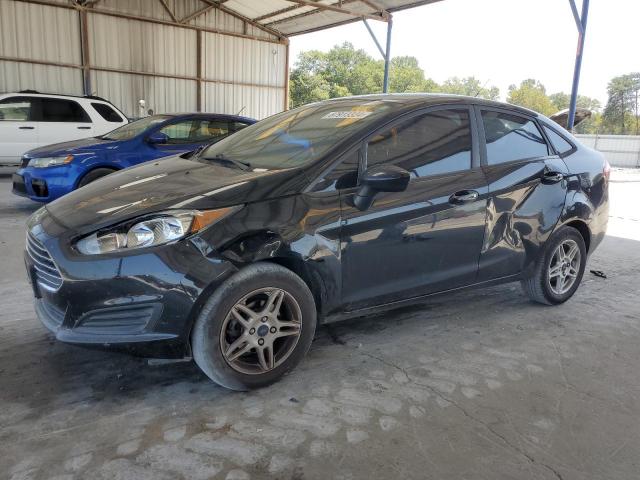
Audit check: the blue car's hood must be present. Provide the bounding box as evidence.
[26,137,124,158]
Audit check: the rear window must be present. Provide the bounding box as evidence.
[91,102,123,123]
[543,125,574,155]
[0,97,32,121]
[482,110,549,165]
[40,98,91,123]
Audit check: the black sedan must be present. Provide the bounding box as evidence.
[25,94,609,390]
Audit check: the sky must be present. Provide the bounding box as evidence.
[289,0,640,107]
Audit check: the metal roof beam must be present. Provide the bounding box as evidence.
[283,1,388,22]
[256,0,388,23]
[266,0,387,29]
[200,0,286,39]
[158,0,178,23]
[180,4,215,24]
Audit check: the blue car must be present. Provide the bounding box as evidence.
[12,113,256,202]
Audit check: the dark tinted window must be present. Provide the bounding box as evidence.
[40,98,90,123]
[0,97,32,121]
[543,125,574,155]
[482,111,548,164]
[91,102,123,122]
[366,109,472,177]
[158,119,229,144]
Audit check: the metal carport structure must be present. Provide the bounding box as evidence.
[0,0,589,127]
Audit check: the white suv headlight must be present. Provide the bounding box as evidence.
[29,155,74,168]
[75,207,240,255]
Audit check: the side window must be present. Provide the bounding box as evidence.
[91,102,124,123]
[158,119,230,144]
[0,97,32,121]
[40,98,91,123]
[481,110,549,165]
[542,125,574,156]
[366,109,472,178]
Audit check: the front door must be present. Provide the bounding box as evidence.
[339,106,489,311]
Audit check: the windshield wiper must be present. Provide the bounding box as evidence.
[203,153,252,171]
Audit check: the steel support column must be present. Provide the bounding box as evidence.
[196,30,203,112]
[79,8,92,95]
[382,18,393,93]
[363,16,393,93]
[567,0,589,131]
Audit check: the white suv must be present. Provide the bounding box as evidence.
[0,91,128,170]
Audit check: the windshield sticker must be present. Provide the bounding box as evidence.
[322,111,373,119]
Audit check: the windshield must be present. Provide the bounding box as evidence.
[102,115,172,141]
[199,99,395,170]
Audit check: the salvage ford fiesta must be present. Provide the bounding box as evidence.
[25,94,609,390]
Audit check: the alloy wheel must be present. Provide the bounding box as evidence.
[220,287,302,375]
[548,239,581,295]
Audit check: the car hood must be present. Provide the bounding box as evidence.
[43,156,306,235]
[26,137,123,158]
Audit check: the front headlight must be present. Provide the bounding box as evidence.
[75,207,240,255]
[29,155,74,168]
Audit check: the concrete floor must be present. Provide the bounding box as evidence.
[1,172,639,480]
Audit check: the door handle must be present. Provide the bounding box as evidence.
[449,190,479,205]
[77,126,91,130]
[19,126,34,130]
[542,171,564,184]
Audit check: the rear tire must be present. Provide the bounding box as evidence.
[191,263,317,391]
[521,226,587,305]
[77,168,116,188]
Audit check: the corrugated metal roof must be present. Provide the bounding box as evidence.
[47,1,442,39]
[223,0,444,36]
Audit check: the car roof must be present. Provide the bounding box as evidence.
[313,93,540,117]
[0,91,115,104]
[160,112,257,123]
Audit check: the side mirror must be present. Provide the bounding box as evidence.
[353,165,410,211]
[147,131,169,145]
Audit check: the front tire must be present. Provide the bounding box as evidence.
[77,168,116,188]
[191,263,317,391]
[521,226,587,305]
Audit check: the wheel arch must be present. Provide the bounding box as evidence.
[74,165,120,189]
[218,230,328,318]
[562,219,592,254]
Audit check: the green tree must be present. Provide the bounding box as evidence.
[507,79,556,116]
[602,72,640,134]
[438,76,499,100]
[289,43,438,107]
[549,92,601,112]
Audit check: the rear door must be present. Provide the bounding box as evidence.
[0,96,38,166]
[339,106,489,311]
[475,106,569,282]
[36,97,94,146]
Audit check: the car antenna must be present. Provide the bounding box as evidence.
[236,106,246,116]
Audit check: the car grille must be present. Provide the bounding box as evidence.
[21,156,30,168]
[26,233,63,291]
